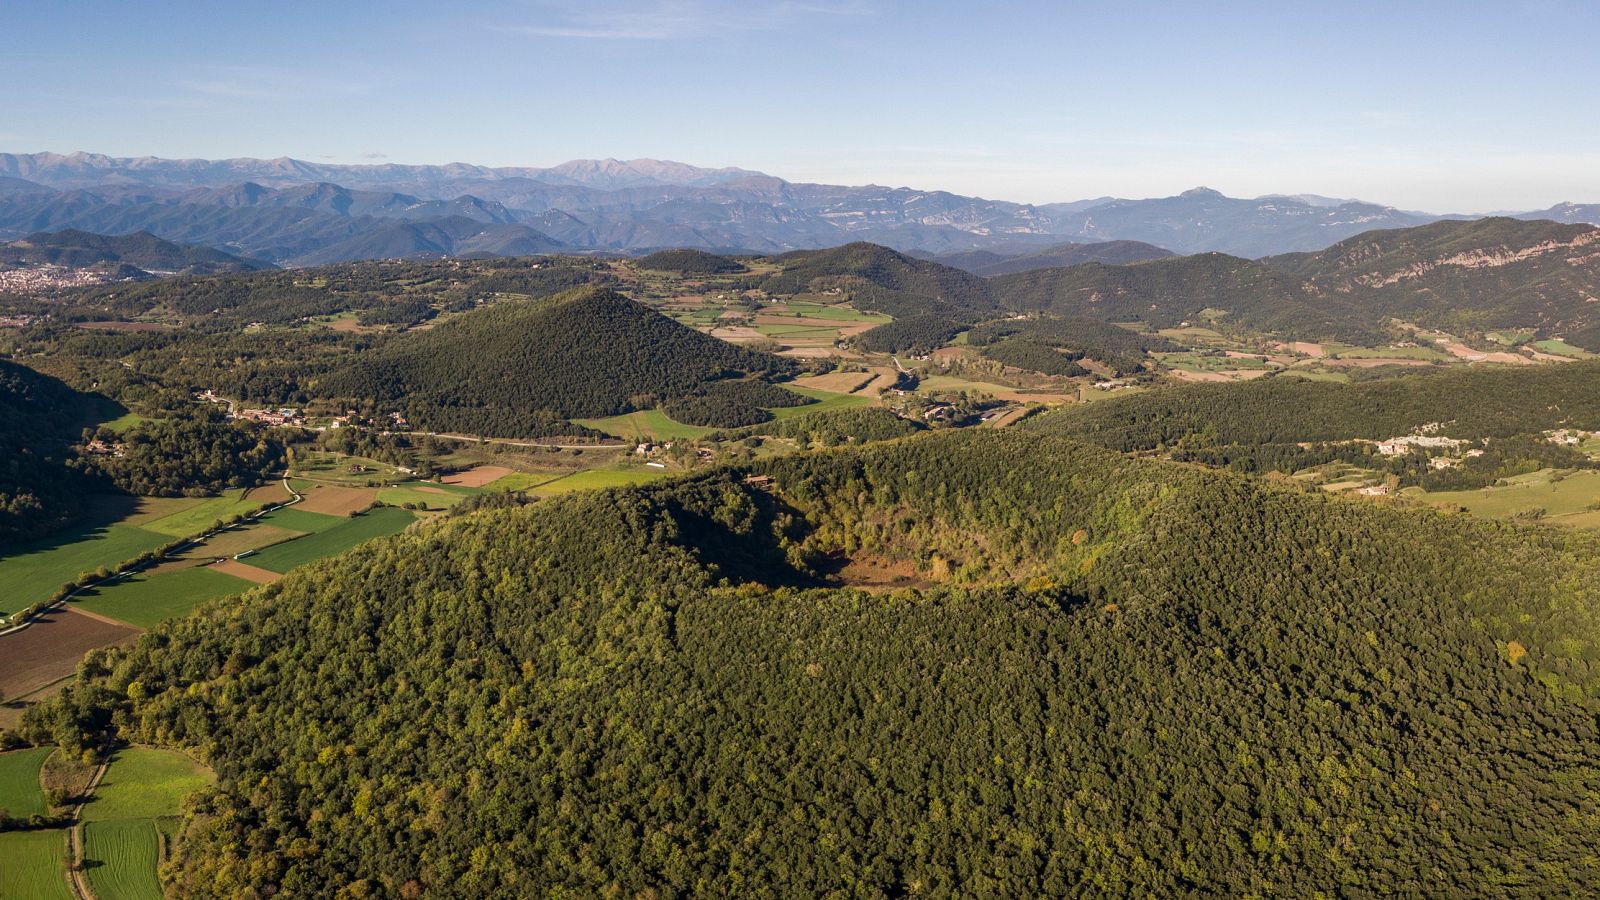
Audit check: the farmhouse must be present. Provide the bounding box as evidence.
[1376,435,1463,456]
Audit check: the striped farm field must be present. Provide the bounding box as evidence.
[70,566,252,629]
[0,746,52,818]
[245,506,416,573]
[0,829,72,899]
[83,818,165,900]
[529,468,673,496]
[138,484,291,538]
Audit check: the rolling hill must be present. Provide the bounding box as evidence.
[24,428,1600,895]
[993,217,1600,347]
[762,242,1000,320]
[317,287,798,436]
[0,360,116,542]
[0,229,269,275]
[931,239,1175,276]
[635,248,749,274]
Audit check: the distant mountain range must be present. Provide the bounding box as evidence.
[0,151,1596,264]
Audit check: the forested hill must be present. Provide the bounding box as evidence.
[761,242,1001,320]
[934,239,1175,276]
[316,286,798,436]
[0,359,116,541]
[1027,360,1600,450]
[636,248,749,274]
[26,430,1600,895]
[990,252,1358,338]
[991,217,1600,347]
[0,228,269,274]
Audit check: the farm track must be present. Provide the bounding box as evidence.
[66,758,111,900]
[405,431,630,450]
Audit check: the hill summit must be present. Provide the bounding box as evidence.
[318,287,798,436]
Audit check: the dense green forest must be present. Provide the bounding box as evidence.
[976,338,1090,376]
[763,243,1001,321]
[21,430,1600,896]
[990,218,1600,346]
[1031,361,1600,450]
[78,409,286,497]
[712,406,925,447]
[854,314,964,353]
[636,248,749,275]
[0,359,113,541]
[318,288,799,436]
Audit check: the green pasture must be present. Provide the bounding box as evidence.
[70,566,251,630]
[1407,469,1600,524]
[574,408,716,441]
[0,829,72,899]
[246,507,416,573]
[0,520,168,617]
[83,819,165,900]
[769,386,872,419]
[140,487,282,538]
[82,748,213,823]
[0,747,52,818]
[530,468,673,496]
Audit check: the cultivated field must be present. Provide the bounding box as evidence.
[0,746,52,818]
[246,507,415,573]
[574,408,717,441]
[0,512,170,615]
[793,371,877,393]
[70,566,251,630]
[529,468,672,496]
[0,829,72,899]
[768,386,873,419]
[209,560,282,584]
[82,748,213,823]
[293,485,380,517]
[137,484,291,538]
[84,818,165,900]
[0,607,140,700]
[441,464,514,487]
[377,484,478,510]
[78,747,214,900]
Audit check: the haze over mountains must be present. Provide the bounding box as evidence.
[3,151,1597,266]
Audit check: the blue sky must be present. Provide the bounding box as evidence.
[4,0,1597,211]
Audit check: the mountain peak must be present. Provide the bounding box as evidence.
[1179,187,1226,199]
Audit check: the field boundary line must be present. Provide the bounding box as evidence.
[0,472,304,638]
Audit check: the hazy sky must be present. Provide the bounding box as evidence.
[5,0,1597,211]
